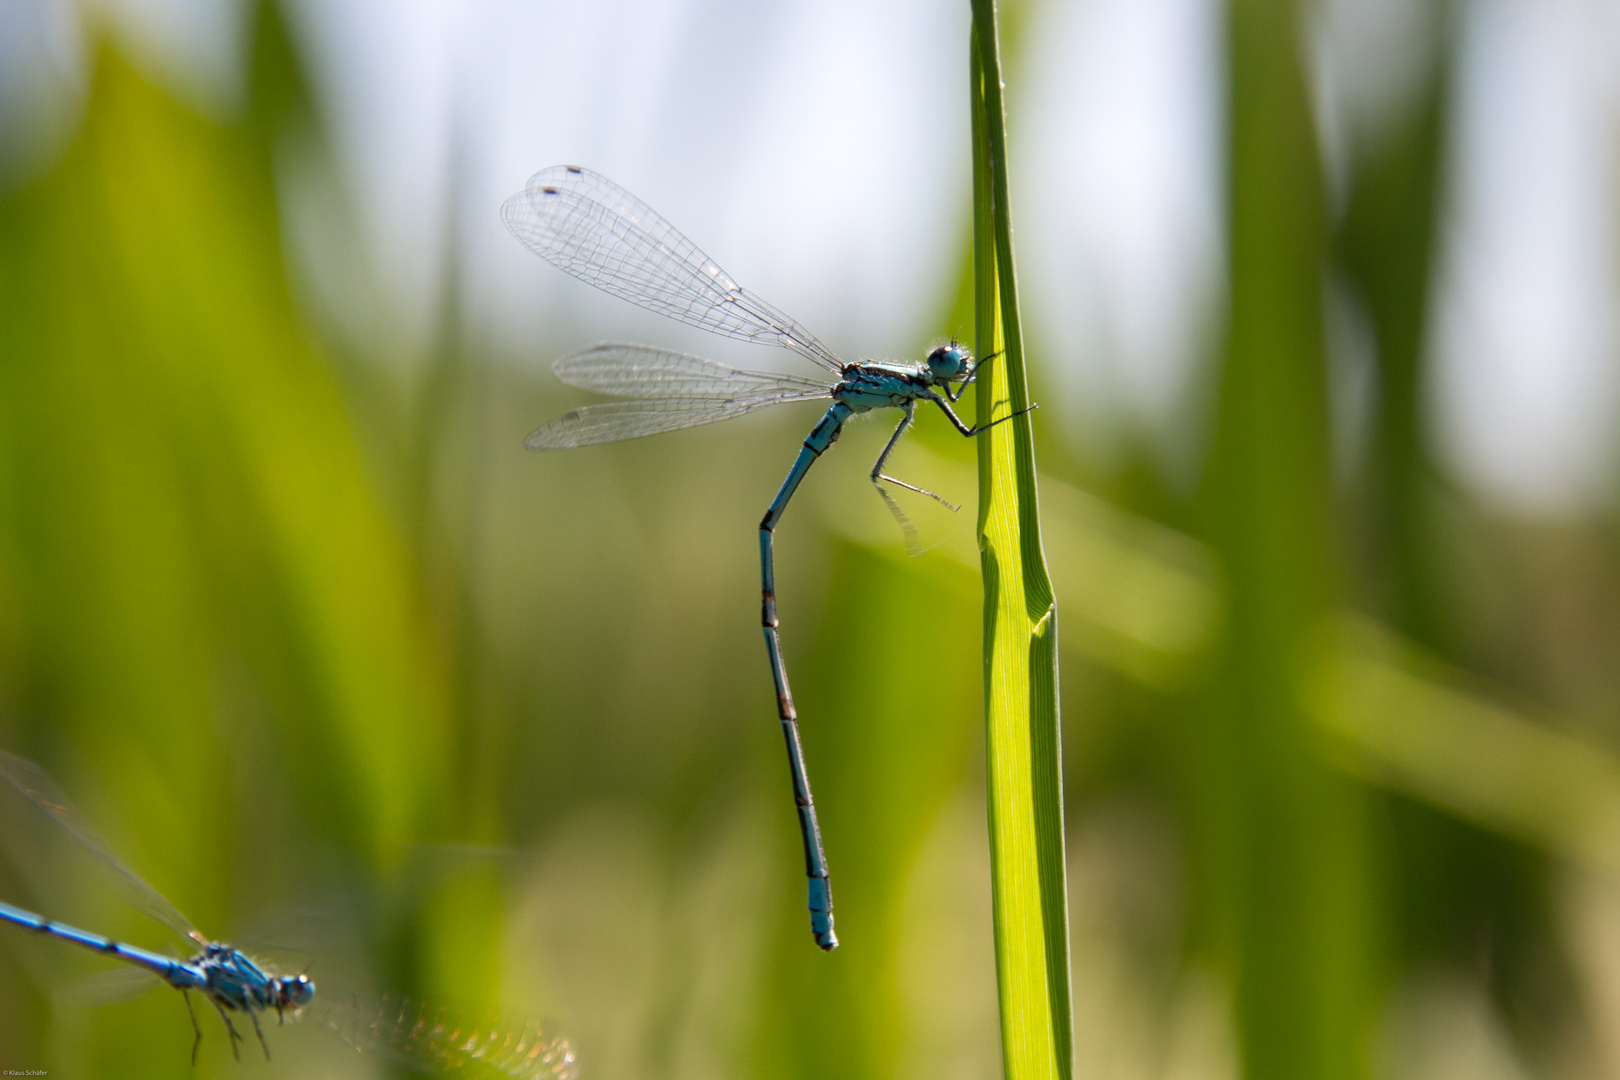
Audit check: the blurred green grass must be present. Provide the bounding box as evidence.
[0,37,450,1077]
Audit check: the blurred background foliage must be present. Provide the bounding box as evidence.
[3,1,1620,1079]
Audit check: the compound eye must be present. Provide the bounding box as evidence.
[927,345,968,379]
[286,974,315,1006]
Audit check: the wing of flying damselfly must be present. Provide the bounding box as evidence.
[322,995,578,1080]
[0,751,201,947]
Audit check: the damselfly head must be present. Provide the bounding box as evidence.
[926,344,971,383]
[276,973,315,1009]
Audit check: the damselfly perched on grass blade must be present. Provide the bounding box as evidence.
[503,165,1032,951]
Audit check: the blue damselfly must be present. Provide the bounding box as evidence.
[0,750,312,1062]
[0,750,577,1078]
[503,165,1030,951]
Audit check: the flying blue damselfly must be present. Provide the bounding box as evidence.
[0,750,577,1077]
[0,749,311,1062]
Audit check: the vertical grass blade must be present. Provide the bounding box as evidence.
[1199,2,1380,1077]
[970,5,1073,1079]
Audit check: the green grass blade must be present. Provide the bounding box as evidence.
[969,6,1073,1080]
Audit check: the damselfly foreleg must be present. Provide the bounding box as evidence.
[942,349,1001,403]
[759,403,851,952]
[926,391,1037,437]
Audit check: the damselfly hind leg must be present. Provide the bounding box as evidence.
[869,401,962,556]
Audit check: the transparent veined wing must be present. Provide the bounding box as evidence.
[502,165,847,374]
[0,751,201,945]
[322,995,577,1080]
[551,344,833,399]
[525,389,831,451]
[57,961,171,1007]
